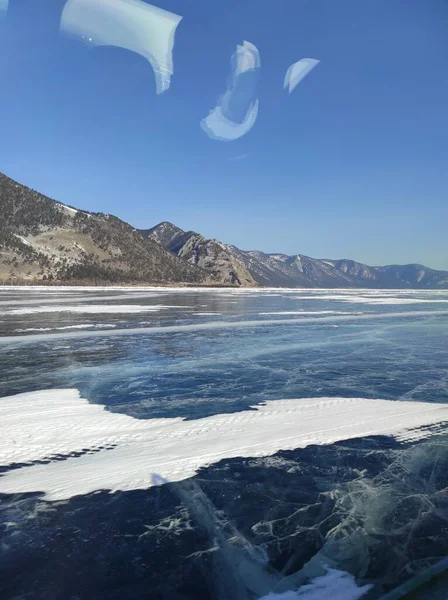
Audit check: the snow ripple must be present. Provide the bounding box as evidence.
[1,389,447,501]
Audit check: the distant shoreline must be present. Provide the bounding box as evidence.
[0,279,244,288]
[0,280,446,291]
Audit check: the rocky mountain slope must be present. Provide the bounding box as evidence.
[0,173,208,284]
[1,171,446,287]
[145,222,448,289]
[141,222,257,286]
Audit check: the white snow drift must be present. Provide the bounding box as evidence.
[0,389,447,501]
[260,568,371,600]
[9,304,178,315]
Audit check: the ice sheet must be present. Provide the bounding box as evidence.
[0,291,164,306]
[1,310,447,345]
[1,389,447,501]
[292,295,448,304]
[258,311,353,315]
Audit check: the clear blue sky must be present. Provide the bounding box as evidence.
[0,0,447,269]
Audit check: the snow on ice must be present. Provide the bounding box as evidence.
[1,389,447,501]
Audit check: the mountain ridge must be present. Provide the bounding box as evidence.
[0,174,209,285]
[143,221,448,289]
[1,172,447,288]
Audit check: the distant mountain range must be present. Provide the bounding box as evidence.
[142,222,448,289]
[1,172,447,288]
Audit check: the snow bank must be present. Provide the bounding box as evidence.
[258,311,353,315]
[293,295,448,304]
[9,304,178,315]
[15,324,117,332]
[260,568,371,599]
[0,390,447,501]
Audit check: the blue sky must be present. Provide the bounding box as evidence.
[0,0,447,269]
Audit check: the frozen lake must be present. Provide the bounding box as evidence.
[1,287,447,599]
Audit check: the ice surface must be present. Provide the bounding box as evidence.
[1,389,447,500]
[1,310,446,346]
[258,311,351,315]
[8,304,177,315]
[273,437,448,596]
[292,295,448,304]
[0,291,165,306]
[1,287,447,599]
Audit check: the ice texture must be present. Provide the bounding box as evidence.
[1,309,447,346]
[1,287,447,598]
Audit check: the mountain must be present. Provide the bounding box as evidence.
[0,173,208,284]
[1,171,446,288]
[141,222,258,286]
[144,222,448,289]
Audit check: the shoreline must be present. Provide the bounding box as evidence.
[0,280,447,291]
[0,279,246,289]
